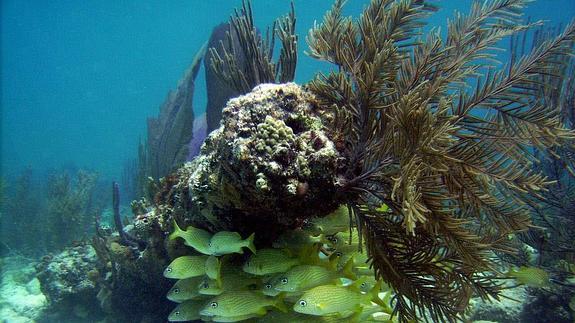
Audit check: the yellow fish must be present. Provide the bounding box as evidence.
[242,248,300,275]
[168,300,206,322]
[326,230,360,250]
[169,220,212,255]
[208,231,256,256]
[271,257,356,292]
[198,258,259,295]
[166,277,206,303]
[506,266,550,288]
[199,291,287,317]
[305,205,350,236]
[273,229,326,250]
[293,281,384,316]
[164,255,208,279]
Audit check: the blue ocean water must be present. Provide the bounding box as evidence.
[2,0,573,182]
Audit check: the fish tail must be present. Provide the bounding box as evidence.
[273,292,288,313]
[245,232,257,254]
[367,280,386,308]
[342,256,357,280]
[169,219,183,241]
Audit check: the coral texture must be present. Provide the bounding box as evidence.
[187,83,343,239]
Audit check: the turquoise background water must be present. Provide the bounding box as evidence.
[2,0,574,181]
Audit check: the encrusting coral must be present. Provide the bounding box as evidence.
[186,83,342,239]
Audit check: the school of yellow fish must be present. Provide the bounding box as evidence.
[164,204,561,322]
[164,205,397,322]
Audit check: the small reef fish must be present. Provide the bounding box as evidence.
[199,291,287,317]
[242,248,300,275]
[305,205,350,236]
[506,266,550,288]
[169,220,212,255]
[166,276,206,302]
[208,231,256,256]
[199,258,260,295]
[164,255,209,279]
[328,246,370,274]
[168,299,207,322]
[273,229,326,250]
[293,281,384,316]
[271,258,356,292]
[326,230,360,250]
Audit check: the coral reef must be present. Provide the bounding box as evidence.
[184,83,343,240]
[35,243,102,321]
[74,1,575,322]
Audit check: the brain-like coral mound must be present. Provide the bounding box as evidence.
[188,83,343,238]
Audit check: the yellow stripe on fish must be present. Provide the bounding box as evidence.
[199,291,287,317]
[506,266,550,288]
[293,280,384,316]
[166,276,206,303]
[169,220,212,255]
[270,257,356,292]
[164,255,209,279]
[305,205,351,236]
[208,231,256,256]
[168,299,207,322]
[242,248,300,275]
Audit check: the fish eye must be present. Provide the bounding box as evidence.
[360,283,366,287]
[281,277,288,284]
[166,267,172,272]
[174,311,180,316]
[299,300,307,307]
[265,283,272,289]
[173,288,180,293]
[210,302,218,308]
[201,282,209,289]
[335,251,342,257]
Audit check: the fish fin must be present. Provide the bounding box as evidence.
[245,232,257,254]
[368,280,386,308]
[299,244,320,265]
[273,293,288,313]
[169,219,183,241]
[348,277,368,292]
[341,256,357,280]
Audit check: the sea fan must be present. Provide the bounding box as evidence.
[307,0,575,321]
